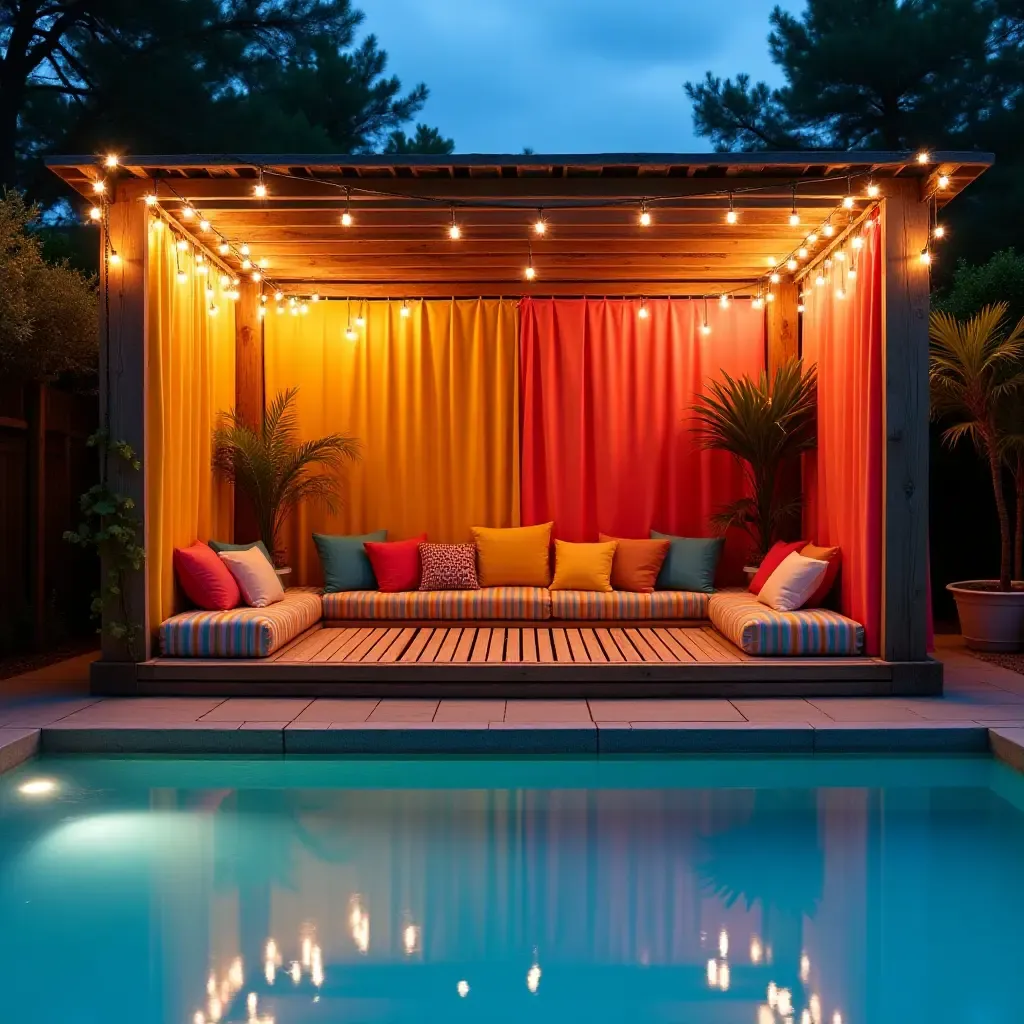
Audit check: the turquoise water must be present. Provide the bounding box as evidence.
[1,756,1022,1024]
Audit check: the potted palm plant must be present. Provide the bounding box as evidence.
[212,387,361,565]
[931,302,1024,650]
[692,357,817,563]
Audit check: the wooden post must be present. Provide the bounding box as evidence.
[25,380,46,650]
[880,180,931,663]
[766,280,802,541]
[99,179,149,662]
[233,277,263,543]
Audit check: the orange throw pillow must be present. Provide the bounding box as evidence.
[801,542,841,606]
[599,534,670,593]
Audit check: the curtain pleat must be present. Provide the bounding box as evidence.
[264,298,520,586]
[145,222,236,632]
[519,297,765,583]
[802,217,883,654]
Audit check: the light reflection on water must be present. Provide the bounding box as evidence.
[0,755,1022,1024]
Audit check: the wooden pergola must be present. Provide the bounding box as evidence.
[48,151,992,695]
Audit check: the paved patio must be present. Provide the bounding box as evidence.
[2,635,1024,763]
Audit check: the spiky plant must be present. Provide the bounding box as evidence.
[212,387,361,563]
[929,302,1024,590]
[692,358,817,560]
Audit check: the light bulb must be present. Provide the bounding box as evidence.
[253,183,267,198]
[798,246,808,259]
[288,296,296,305]
[852,235,864,249]
[920,247,932,265]
[797,302,806,312]
[220,275,231,288]
[176,238,188,251]
[104,154,119,169]
[205,287,214,299]
[240,243,250,256]
[400,302,411,318]
[257,306,267,320]
[197,264,208,275]
[251,271,262,282]
[534,217,546,235]
[290,306,299,316]
[274,291,284,302]
[701,322,712,336]
[934,224,946,238]
[639,206,652,227]
[938,174,949,189]
[726,208,738,224]
[815,274,825,287]
[770,272,781,284]
[311,292,319,302]
[92,179,106,194]
[525,265,536,281]
[867,181,880,198]
[341,211,353,227]
[835,249,846,261]
[638,303,649,320]
[144,193,157,206]
[152,219,164,231]
[258,258,268,268]
[276,304,284,314]
[177,270,188,283]
[752,296,763,310]
[345,325,358,341]
[218,240,229,255]
[182,206,195,219]
[355,314,365,327]
[807,231,818,243]
[823,223,834,237]
[449,223,461,240]
[848,267,857,279]
[917,150,930,164]
[787,258,798,271]
[88,206,102,221]
[228,289,240,300]
[835,286,846,300]
[195,253,205,264]
[301,303,309,315]
[260,293,267,303]
[842,195,854,209]
[199,219,211,232]
[766,291,776,303]
[241,258,252,270]
[789,211,800,226]
[719,295,730,308]
[232,277,240,286]
[208,303,219,316]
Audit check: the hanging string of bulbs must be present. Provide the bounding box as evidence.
[87,150,949,330]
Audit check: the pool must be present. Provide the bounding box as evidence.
[1,755,1022,1023]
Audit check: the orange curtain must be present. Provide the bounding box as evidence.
[264,298,520,585]
[146,220,235,631]
[519,297,765,582]
[802,215,883,653]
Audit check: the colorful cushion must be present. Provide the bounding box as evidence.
[801,543,842,607]
[599,534,670,593]
[219,546,285,608]
[472,522,553,587]
[322,587,551,620]
[550,590,709,620]
[550,540,617,592]
[708,590,864,656]
[173,542,240,611]
[419,543,480,591]
[758,551,829,611]
[363,534,427,592]
[651,532,723,593]
[749,540,805,594]
[313,530,387,592]
[208,538,273,564]
[159,588,322,657]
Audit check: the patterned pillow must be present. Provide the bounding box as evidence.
[419,543,480,591]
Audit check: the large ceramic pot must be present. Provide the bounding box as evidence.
[947,581,1024,651]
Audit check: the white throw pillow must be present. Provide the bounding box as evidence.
[757,551,829,612]
[219,546,285,608]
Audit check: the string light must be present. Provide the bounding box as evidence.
[789,186,800,226]
[177,269,188,284]
[766,290,776,303]
[251,270,262,282]
[199,219,211,232]
[241,258,252,270]
[88,206,102,221]
[807,231,818,244]
[218,239,229,255]
[208,303,219,316]
[205,286,215,299]
[257,306,266,319]
[798,246,808,259]
[639,200,652,227]
[400,300,411,318]
[917,150,930,164]
[525,245,536,281]
[815,273,825,287]
[719,294,730,309]
[934,223,945,239]
[342,187,353,227]
[448,206,461,240]
[260,293,268,303]
[355,308,366,327]
[182,206,195,220]
[938,174,950,189]
[253,170,268,198]
[109,250,121,265]
[638,298,649,319]
[220,275,231,288]
[920,246,932,265]
[176,238,188,252]
[786,258,798,271]
[822,221,835,237]
[274,291,284,302]
[752,291,764,310]
[534,209,547,235]
[700,297,712,335]
[345,322,358,341]
[726,191,738,224]
[834,249,846,261]
[104,154,119,169]
[311,291,320,302]
[276,303,285,314]
[852,235,864,249]
[770,272,781,284]
[144,193,157,207]
[797,293,806,313]
[842,177,855,209]
[240,243,250,256]
[866,180,880,198]
[92,179,106,194]
[300,302,310,315]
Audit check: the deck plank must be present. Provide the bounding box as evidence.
[536,628,554,663]
[273,627,335,663]
[609,628,644,662]
[420,627,451,663]
[567,628,591,663]
[454,627,477,662]
[267,625,322,661]
[521,628,537,662]
[668,627,716,663]
[310,628,362,662]
[436,627,464,662]
[470,627,492,662]
[581,629,608,663]
[698,625,752,661]
[638,627,677,661]
[628,629,662,662]
[487,628,506,662]
[357,627,404,662]
[650,627,697,663]
[398,627,433,663]
[376,627,417,663]
[506,627,521,662]
[551,628,573,662]
[595,628,625,662]
[688,626,744,663]
[331,627,386,662]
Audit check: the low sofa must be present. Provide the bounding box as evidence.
[159,586,865,660]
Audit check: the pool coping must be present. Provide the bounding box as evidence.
[0,723,1023,768]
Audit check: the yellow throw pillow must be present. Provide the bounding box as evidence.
[472,522,553,587]
[550,539,618,592]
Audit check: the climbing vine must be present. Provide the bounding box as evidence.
[64,429,145,659]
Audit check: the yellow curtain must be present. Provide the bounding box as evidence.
[146,219,236,631]
[264,298,520,585]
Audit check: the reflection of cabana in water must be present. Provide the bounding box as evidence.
[47,150,991,696]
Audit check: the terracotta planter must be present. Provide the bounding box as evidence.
[947,581,1024,651]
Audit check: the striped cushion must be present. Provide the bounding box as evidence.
[708,590,864,656]
[550,590,710,620]
[322,587,551,620]
[159,588,322,658]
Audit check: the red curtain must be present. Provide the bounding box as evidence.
[802,216,883,654]
[519,297,765,582]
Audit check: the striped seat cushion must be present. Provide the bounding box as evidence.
[549,589,710,620]
[708,590,864,656]
[322,587,551,620]
[159,588,322,658]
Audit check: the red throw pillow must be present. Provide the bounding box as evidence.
[749,540,806,594]
[364,534,427,592]
[801,543,842,607]
[173,541,240,610]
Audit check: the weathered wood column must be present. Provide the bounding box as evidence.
[233,277,264,543]
[880,180,931,663]
[98,179,149,663]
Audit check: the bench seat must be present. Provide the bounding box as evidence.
[322,587,552,620]
[159,588,322,658]
[549,589,709,620]
[708,590,865,656]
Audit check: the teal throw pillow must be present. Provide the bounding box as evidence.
[208,538,273,564]
[313,530,387,592]
[651,531,724,593]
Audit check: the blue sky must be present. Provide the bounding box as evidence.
[360,0,800,153]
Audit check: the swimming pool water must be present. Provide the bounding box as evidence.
[0,755,1022,1024]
